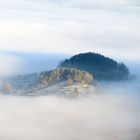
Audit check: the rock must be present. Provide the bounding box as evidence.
[39,68,94,87]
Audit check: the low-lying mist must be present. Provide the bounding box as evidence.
[0,78,140,140]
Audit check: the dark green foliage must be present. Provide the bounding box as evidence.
[59,52,129,80]
[39,68,93,86]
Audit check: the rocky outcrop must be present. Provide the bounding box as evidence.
[39,68,93,87]
[0,68,95,97]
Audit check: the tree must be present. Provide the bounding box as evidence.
[59,52,129,80]
[2,82,13,94]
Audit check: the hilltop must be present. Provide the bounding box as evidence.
[59,52,129,80]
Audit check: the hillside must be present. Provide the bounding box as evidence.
[59,52,129,80]
[0,68,94,96]
[0,53,130,96]
[39,67,93,87]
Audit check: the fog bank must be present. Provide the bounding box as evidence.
[0,80,140,140]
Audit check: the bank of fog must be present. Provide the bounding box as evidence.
[0,79,140,140]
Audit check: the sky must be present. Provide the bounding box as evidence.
[0,0,140,75]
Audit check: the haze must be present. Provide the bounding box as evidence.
[0,78,140,140]
[0,0,140,140]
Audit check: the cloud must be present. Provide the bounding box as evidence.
[0,0,140,60]
[0,79,140,140]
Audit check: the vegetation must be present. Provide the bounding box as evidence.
[2,82,13,94]
[39,68,93,87]
[59,52,129,80]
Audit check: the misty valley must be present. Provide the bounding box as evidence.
[0,53,140,140]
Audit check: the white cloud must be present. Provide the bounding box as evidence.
[0,0,140,60]
[0,87,140,140]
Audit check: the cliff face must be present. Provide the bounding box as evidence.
[59,52,129,80]
[39,68,94,87]
[0,68,94,96]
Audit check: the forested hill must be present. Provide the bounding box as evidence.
[59,52,129,80]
